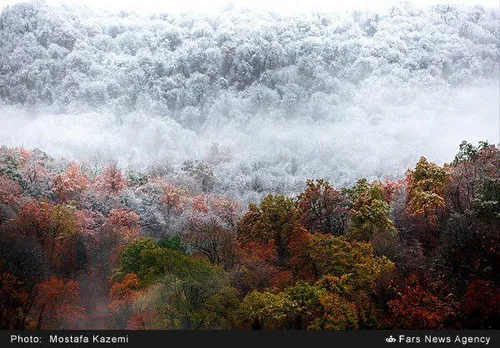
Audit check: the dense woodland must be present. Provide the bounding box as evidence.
[1,2,498,111]
[0,2,499,202]
[0,1,499,331]
[0,140,498,330]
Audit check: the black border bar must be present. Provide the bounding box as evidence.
[1,330,499,348]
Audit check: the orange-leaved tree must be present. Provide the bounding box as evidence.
[34,276,86,329]
[52,163,89,202]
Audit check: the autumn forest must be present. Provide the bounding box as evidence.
[0,1,499,331]
[0,140,499,330]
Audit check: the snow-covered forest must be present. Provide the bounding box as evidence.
[0,1,499,331]
[0,1,498,202]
